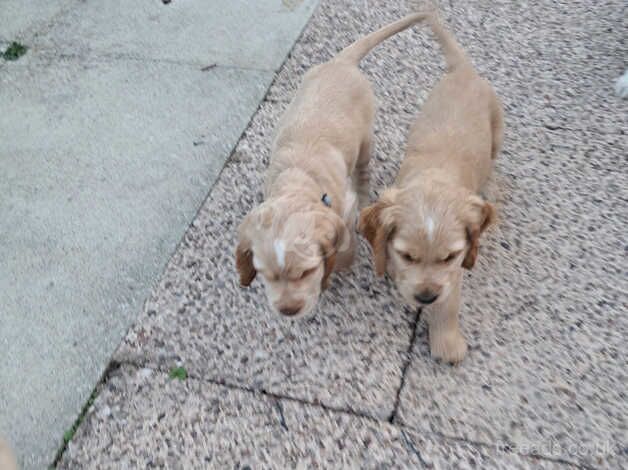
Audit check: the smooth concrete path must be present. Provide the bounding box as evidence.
[58,0,626,468]
[0,1,317,468]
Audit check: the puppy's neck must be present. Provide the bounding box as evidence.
[266,145,348,215]
[269,167,325,202]
[399,166,461,190]
[400,147,489,193]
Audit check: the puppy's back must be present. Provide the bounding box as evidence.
[399,17,501,192]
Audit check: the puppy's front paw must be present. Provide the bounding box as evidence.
[430,330,468,364]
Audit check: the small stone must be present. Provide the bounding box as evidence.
[98,406,111,419]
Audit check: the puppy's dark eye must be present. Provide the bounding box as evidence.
[442,251,461,263]
[398,251,417,263]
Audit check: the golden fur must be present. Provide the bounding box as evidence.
[360,15,503,362]
[0,438,17,470]
[236,12,432,318]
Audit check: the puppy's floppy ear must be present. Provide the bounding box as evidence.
[462,195,496,270]
[315,212,347,290]
[235,213,257,286]
[358,190,397,276]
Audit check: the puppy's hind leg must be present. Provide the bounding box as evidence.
[335,228,357,271]
[337,135,371,271]
[337,180,359,271]
[355,135,372,207]
[489,95,504,160]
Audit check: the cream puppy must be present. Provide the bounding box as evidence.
[360,15,503,362]
[236,12,432,319]
[0,438,17,470]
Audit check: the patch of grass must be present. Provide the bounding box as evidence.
[62,428,75,445]
[2,41,28,61]
[169,366,188,381]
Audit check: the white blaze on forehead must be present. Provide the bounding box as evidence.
[273,239,286,269]
[425,216,435,241]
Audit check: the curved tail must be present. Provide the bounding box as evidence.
[425,14,469,71]
[336,12,432,64]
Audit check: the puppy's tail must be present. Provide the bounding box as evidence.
[424,14,469,71]
[336,11,432,65]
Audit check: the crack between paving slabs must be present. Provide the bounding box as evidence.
[507,119,627,137]
[50,359,125,468]
[401,423,596,470]
[73,358,593,470]
[33,49,275,73]
[274,400,289,432]
[400,429,432,468]
[538,123,627,137]
[380,307,596,470]
[113,357,386,425]
[29,0,320,76]
[388,307,423,424]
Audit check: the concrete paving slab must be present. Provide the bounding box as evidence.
[33,0,318,71]
[0,0,73,41]
[113,101,417,420]
[0,55,273,468]
[396,119,627,468]
[58,365,569,469]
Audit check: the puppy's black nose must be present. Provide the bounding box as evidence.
[415,292,438,305]
[279,306,302,316]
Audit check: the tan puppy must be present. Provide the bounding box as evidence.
[360,15,503,363]
[236,12,432,319]
[0,438,17,470]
